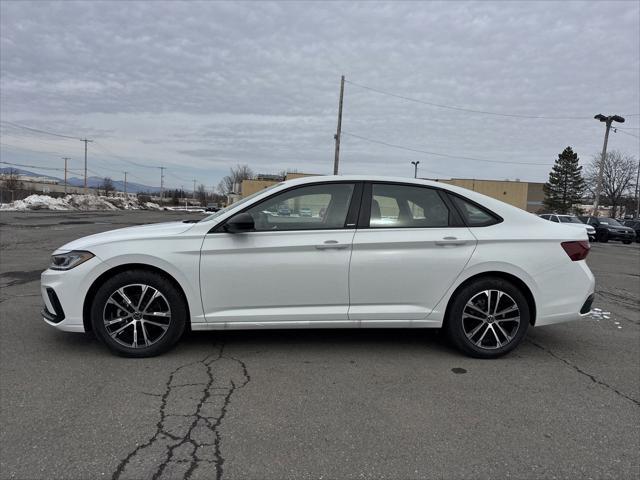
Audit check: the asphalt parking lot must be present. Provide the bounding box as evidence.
[1,210,638,480]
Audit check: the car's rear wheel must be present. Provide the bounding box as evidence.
[622,240,632,245]
[445,277,529,358]
[90,270,187,357]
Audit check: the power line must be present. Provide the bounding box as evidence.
[342,131,552,166]
[0,120,82,140]
[0,160,82,174]
[92,141,159,169]
[345,79,640,120]
[613,128,640,139]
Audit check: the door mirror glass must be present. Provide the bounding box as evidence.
[224,212,255,233]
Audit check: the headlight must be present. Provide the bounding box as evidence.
[50,251,95,270]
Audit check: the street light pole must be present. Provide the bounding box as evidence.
[411,161,420,178]
[592,114,625,216]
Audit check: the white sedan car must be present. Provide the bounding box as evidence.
[41,176,595,358]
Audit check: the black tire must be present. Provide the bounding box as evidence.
[623,240,632,245]
[91,269,187,357]
[597,231,609,243]
[444,277,530,359]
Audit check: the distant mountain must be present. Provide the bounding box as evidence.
[66,176,161,194]
[0,167,60,181]
[1,168,160,194]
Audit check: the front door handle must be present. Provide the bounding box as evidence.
[435,236,468,246]
[315,240,349,250]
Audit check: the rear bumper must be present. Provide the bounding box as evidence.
[534,260,595,327]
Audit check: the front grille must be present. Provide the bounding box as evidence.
[580,294,594,314]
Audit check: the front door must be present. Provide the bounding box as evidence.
[349,182,477,323]
[200,182,360,327]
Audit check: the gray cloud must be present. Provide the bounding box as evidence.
[1,0,638,189]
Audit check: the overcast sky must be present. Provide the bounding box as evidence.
[1,0,638,190]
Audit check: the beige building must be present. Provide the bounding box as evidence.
[239,174,546,214]
[434,178,545,213]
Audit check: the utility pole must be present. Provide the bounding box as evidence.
[193,179,197,201]
[333,75,345,175]
[159,167,165,204]
[80,139,93,194]
[592,114,625,216]
[124,171,128,197]
[62,157,71,194]
[635,156,640,219]
[411,161,420,178]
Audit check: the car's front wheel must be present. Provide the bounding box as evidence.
[90,270,187,357]
[445,277,529,358]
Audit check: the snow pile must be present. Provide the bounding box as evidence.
[0,194,163,211]
[65,194,119,211]
[1,194,69,211]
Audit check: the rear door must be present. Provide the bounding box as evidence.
[348,182,477,323]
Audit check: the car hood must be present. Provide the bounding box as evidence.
[55,221,195,253]
[602,225,634,232]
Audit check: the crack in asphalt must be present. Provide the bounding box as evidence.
[112,344,250,480]
[527,339,640,407]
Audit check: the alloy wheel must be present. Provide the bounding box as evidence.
[462,289,521,350]
[102,284,172,349]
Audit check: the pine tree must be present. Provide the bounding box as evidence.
[543,147,585,214]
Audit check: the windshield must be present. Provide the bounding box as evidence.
[201,183,283,222]
[559,216,582,224]
[599,218,622,226]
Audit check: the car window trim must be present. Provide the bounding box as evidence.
[357,181,464,229]
[210,180,362,234]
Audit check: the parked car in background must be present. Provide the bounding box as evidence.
[622,220,640,243]
[539,214,596,242]
[277,204,291,216]
[299,207,312,217]
[578,216,635,244]
[41,175,595,359]
[206,203,221,212]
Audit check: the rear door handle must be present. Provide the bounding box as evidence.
[435,236,468,246]
[315,240,349,250]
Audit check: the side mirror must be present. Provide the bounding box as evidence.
[224,212,255,233]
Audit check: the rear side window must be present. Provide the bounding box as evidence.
[449,194,500,227]
[369,184,451,228]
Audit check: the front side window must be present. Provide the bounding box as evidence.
[449,195,499,227]
[369,184,450,228]
[242,183,355,231]
[550,216,560,223]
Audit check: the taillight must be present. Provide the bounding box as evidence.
[561,241,590,261]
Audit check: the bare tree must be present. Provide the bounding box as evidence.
[217,165,254,195]
[101,177,115,197]
[197,184,207,205]
[0,168,24,202]
[585,150,637,217]
[1,168,23,191]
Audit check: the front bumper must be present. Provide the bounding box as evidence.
[40,256,108,333]
[607,230,635,241]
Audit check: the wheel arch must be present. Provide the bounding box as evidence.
[82,263,191,333]
[443,271,537,327]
